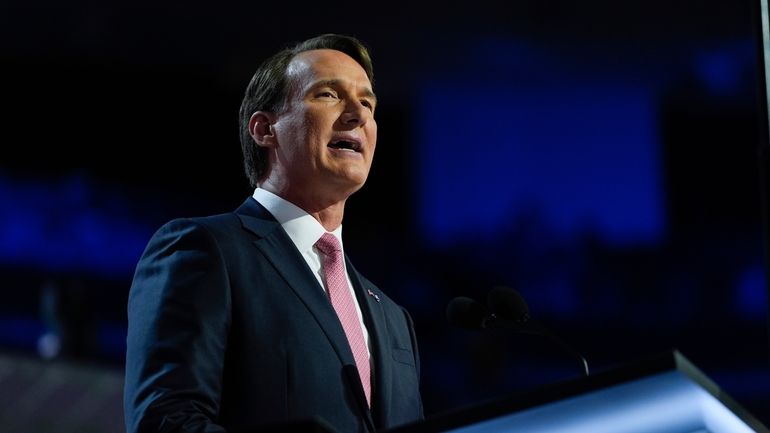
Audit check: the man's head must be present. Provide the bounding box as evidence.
[239,34,375,191]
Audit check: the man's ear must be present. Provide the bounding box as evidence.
[248,111,278,147]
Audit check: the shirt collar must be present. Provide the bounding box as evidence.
[252,188,344,254]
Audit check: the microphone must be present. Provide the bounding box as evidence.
[447,287,590,377]
[445,295,530,331]
[487,286,589,376]
[446,296,495,330]
[487,285,530,324]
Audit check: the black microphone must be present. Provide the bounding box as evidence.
[487,285,530,324]
[446,296,495,330]
[446,287,590,377]
[446,295,530,331]
[486,286,590,377]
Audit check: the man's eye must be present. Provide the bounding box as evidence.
[361,100,374,110]
[318,91,337,98]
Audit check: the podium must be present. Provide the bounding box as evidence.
[386,350,769,433]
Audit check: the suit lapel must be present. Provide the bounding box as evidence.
[236,198,380,430]
[235,199,357,369]
[347,259,391,428]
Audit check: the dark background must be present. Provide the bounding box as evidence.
[1,0,769,430]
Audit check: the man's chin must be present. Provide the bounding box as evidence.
[328,170,369,197]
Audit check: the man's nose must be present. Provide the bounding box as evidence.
[340,99,370,127]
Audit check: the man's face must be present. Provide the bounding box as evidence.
[268,49,377,203]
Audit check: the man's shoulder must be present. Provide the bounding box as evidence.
[152,212,239,236]
[153,198,266,236]
[190,212,242,230]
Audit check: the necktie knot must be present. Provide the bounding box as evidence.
[315,232,342,256]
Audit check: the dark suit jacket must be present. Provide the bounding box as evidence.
[124,198,423,433]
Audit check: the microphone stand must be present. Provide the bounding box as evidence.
[525,321,590,377]
[447,295,590,377]
[489,315,590,377]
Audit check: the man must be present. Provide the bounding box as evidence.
[123,34,424,433]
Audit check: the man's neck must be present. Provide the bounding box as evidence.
[308,202,346,232]
[258,183,346,231]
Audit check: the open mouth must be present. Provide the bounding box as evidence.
[328,139,362,153]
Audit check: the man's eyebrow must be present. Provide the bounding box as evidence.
[311,79,377,103]
[362,87,378,105]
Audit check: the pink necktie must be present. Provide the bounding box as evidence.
[315,232,371,407]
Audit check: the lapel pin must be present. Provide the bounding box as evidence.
[367,289,380,302]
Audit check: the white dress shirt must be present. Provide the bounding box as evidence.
[252,188,371,357]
